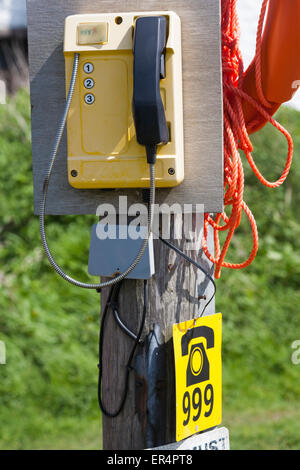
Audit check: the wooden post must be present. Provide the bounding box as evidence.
[101,217,215,450]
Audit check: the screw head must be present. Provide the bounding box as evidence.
[168,168,175,175]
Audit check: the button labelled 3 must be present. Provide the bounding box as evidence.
[84,93,95,104]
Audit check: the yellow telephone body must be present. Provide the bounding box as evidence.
[64,12,184,189]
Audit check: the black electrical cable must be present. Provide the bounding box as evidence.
[97,239,215,418]
[113,306,143,343]
[141,189,216,317]
[97,280,148,418]
[107,236,217,346]
[158,236,217,317]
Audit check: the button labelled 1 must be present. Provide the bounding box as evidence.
[83,62,94,74]
[84,93,95,105]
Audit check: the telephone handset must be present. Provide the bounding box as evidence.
[181,326,215,386]
[132,16,169,163]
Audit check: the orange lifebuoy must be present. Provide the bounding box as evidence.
[203,0,294,278]
[243,0,300,134]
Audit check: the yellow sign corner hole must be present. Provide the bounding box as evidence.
[173,313,222,442]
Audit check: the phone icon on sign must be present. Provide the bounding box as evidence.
[181,326,214,387]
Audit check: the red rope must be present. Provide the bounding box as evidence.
[202,0,293,279]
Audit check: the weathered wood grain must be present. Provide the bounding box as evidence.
[27,0,223,215]
[101,218,215,450]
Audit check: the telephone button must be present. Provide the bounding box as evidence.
[83,62,94,74]
[84,78,95,89]
[84,93,95,105]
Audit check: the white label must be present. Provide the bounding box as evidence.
[147,427,230,451]
[77,22,108,45]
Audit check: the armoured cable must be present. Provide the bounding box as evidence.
[40,52,156,290]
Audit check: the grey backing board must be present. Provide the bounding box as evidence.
[27,0,223,215]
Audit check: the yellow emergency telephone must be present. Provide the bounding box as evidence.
[63,11,184,189]
[40,11,185,290]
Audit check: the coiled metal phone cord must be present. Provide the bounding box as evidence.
[40,52,156,290]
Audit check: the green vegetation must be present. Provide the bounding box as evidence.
[0,89,100,449]
[0,90,300,450]
[219,107,300,449]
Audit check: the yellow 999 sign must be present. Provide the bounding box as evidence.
[173,313,222,442]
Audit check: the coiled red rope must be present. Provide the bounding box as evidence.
[202,0,293,279]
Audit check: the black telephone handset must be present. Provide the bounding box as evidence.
[181,326,215,387]
[132,16,169,164]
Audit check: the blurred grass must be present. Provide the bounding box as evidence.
[0,89,300,449]
[0,89,101,449]
[218,105,300,449]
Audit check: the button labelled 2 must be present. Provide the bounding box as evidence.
[84,93,95,105]
[84,78,95,89]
